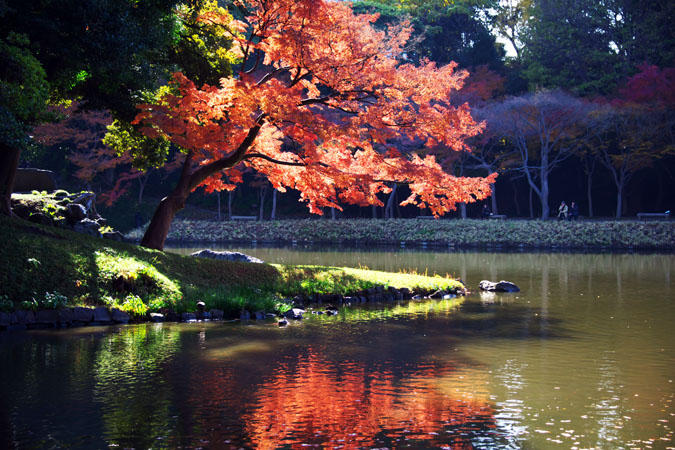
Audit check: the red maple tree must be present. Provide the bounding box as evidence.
[134,0,497,250]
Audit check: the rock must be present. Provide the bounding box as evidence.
[254,311,266,320]
[162,310,181,322]
[73,218,100,236]
[28,212,53,226]
[429,290,444,299]
[65,203,88,222]
[149,312,165,322]
[0,312,9,327]
[15,310,35,324]
[479,280,520,293]
[72,307,94,322]
[35,309,59,325]
[93,307,111,322]
[210,309,224,320]
[11,203,32,219]
[111,308,130,323]
[196,301,206,311]
[283,308,305,320]
[412,294,423,300]
[191,249,264,264]
[102,231,124,241]
[72,192,96,211]
[181,312,196,322]
[240,309,251,321]
[12,168,57,192]
[278,318,289,327]
[58,308,73,323]
[442,294,456,300]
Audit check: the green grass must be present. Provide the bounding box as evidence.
[0,215,463,317]
[129,217,675,250]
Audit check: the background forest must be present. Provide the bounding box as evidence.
[3,0,674,232]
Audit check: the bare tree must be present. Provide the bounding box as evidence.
[490,90,588,219]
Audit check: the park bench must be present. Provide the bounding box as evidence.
[489,214,507,219]
[415,215,436,219]
[231,215,258,221]
[637,212,670,220]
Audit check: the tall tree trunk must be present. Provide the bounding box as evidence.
[459,202,467,219]
[0,144,20,216]
[228,189,234,220]
[586,169,594,217]
[529,185,534,218]
[540,168,550,220]
[271,188,277,220]
[216,191,222,221]
[384,184,397,219]
[511,178,520,216]
[372,204,377,219]
[615,172,626,218]
[490,181,498,215]
[259,185,267,221]
[331,207,336,220]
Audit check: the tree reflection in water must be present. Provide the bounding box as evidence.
[241,350,508,450]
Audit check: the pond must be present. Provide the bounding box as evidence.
[1,247,673,450]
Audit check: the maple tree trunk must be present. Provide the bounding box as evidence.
[0,143,20,216]
[141,152,195,250]
[217,191,222,221]
[331,207,336,220]
[459,202,467,219]
[615,182,624,218]
[490,182,498,216]
[140,189,188,250]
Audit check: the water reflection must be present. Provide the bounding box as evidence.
[1,249,674,450]
[243,351,510,450]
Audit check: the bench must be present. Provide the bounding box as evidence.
[489,214,507,219]
[231,215,258,221]
[415,215,436,219]
[637,212,670,220]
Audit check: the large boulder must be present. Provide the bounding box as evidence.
[191,249,264,264]
[65,203,88,222]
[479,280,520,293]
[73,218,100,236]
[12,168,57,192]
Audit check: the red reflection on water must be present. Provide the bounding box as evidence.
[243,350,497,450]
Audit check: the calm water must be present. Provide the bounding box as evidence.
[1,248,674,450]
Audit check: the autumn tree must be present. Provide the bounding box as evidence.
[134,0,496,250]
[489,90,587,219]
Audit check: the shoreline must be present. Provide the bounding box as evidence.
[127,218,675,253]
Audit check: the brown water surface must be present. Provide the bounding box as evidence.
[1,248,673,449]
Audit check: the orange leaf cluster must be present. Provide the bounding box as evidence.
[135,0,496,215]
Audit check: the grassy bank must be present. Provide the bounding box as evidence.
[127,218,675,250]
[0,216,463,318]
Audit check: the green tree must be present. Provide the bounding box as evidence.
[0,32,49,215]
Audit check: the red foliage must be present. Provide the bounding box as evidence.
[135,0,496,219]
[619,63,675,106]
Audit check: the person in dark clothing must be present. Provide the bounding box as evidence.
[568,201,579,221]
[481,203,492,219]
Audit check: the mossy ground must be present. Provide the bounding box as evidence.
[0,216,463,318]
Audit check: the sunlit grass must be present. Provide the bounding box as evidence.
[1,216,465,318]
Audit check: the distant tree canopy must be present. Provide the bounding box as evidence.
[522,0,675,96]
[350,0,504,70]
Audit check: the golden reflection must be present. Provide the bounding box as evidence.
[244,350,497,449]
